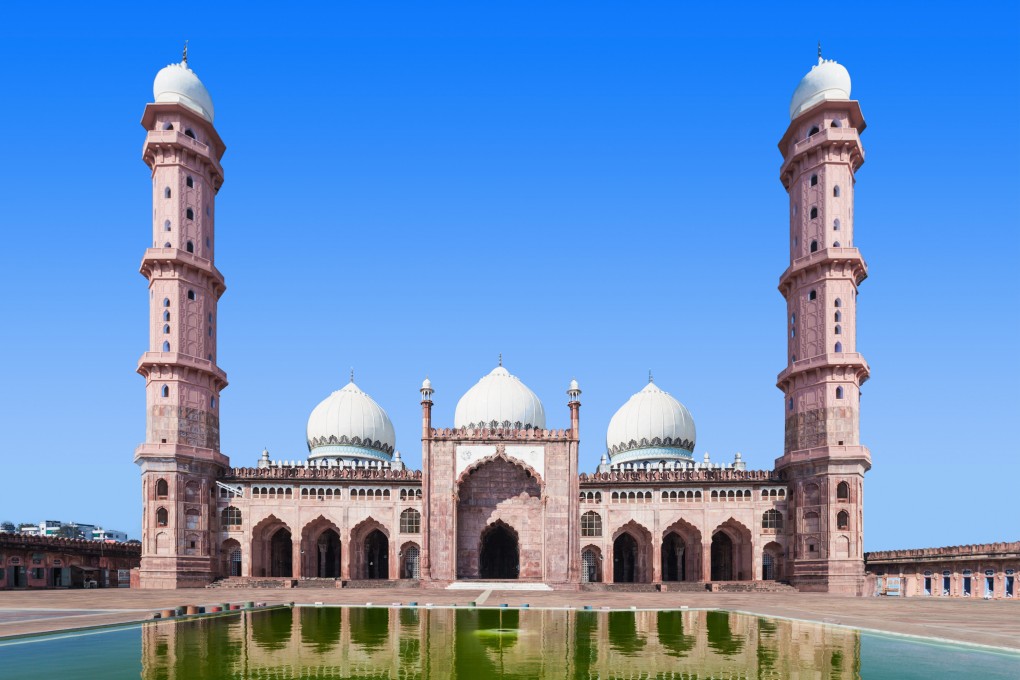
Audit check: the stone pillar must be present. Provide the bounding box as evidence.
[702,540,712,582]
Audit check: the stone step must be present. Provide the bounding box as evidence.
[447,581,552,591]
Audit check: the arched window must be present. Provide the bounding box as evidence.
[581,511,602,537]
[810,240,818,253]
[184,129,196,139]
[186,176,194,188]
[222,506,242,527]
[809,126,819,137]
[162,341,171,352]
[836,481,850,501]
[833,185,841,197]
[836,386,844,399]
[810,207,818,219]
[400,508,421,533]
[837,510,850,530]
[810,174,818,187]
[833,241,841,247]
[831,119,842,128]
[164,220,172,232]
[210,396,216,408]
[834,311,841,322]
[163,242,172,248]
[187,290,196,301]
[186,241,194,253]
[164,187,171,199]
[834,298,842,308]
[155,478,169,499]
[156,507,168,527]
[834,342,843,352]
[809,290,817,301]
[788,397,794,411]
[163,324,170,334]
[161,385,169,398]
[163,310,170,322]
[163,122,174,130]
[163,297,170,307]
[835,325,842,334]
[762,509,783,530]
[833,218,840,231]
[186,208,194,220]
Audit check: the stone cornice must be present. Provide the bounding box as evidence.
[429,427,574,442]
[865,542,1020,564]
[579,468,782,486]
[140,247,227,298]
[0,532,141,558]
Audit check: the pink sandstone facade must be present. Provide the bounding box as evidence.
[865,542,1019,599]
[135,51,878,594]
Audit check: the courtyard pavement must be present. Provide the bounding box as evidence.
[0,588,1018,651]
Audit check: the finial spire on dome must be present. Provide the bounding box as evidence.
[817,40,822,62]
[349,367,354,383]
[182,40,189,65]
[498,353,503,367]
[648,369,654,383]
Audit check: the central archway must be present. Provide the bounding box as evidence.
[364,529,389,579]
[479,521,519,579]
[661,533,687,581]
[614,532,638,583]
[316,529,342,578]
[711,532,734,581]
[270,528,293,577]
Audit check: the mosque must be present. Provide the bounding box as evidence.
[134,48,872,593]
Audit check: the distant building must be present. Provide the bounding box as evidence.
[865,542,1018,599]
[93,528,130,543]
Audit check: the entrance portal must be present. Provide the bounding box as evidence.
[270,528,293,577]
[364,530,389,579]
[317,529,341,578]
[479,523,519,579]
[614,533,638,583]
[661,533,686,581]
[710,532,734,581]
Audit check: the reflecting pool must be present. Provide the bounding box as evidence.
[0,606,1017,679]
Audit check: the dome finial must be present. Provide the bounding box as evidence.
[648,369,654,383]
[498,352,503,367]
[182,40,189,65]
[817,40,822,63]
[349,367,354,383]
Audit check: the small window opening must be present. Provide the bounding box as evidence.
[834,311,841,322]
[162,340,171,352]
[163,122,174,131]
[187,290,196,301]
[788,397,794,411]
[186,176,194,188]
[809,126,820,137]
[163,324,170,334]
[186,241,194,253]
[834,298,842,308]
[833,218,840,231]
[833,241,841,247]
[834,342,843,352]
[810,175,818,187]
[161,385,169,398]
[831,119,842,128]
[164,187,171,199]
[836,386,844,399]
[809,290,817,301]
[810,207,818,219]
[210,396,216,408]
[810,240,818,253]
[184,129,196,139]
[833,186,841,197]
[163,298,170,307]
[186,208,194,220]
[835,325,842,334]
[163,310,170,321]
[164,220,171,232]
[163,242,172,248]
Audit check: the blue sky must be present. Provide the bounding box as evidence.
[0,2,1016,549]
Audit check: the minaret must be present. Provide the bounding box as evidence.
[775,50,871,595]
[134,48,229,588]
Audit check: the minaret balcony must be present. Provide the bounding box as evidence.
[135,441,229,467]
[780,126,864,187]
[776,352,870,392]
[137,351,228,391]
[140,248,226,297]
[142,129,224,188]
[778,246,868,295]
[775,443,871,470]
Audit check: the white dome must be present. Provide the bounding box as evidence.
[306,381,395,461]
[606,379,696,463]
[454,366,546,430]
[153,61,215,123]
[789,58,851,120]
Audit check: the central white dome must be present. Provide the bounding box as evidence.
[306,381,395,461]
[789,57,851,120]
[153,60,215,123]
[606,379,696,463]
[454,365,546,430]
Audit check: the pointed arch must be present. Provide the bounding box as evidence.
[661,517,703,582]
[611,520,653,583]
[300,515,342,578]
[399,541,422,579]
[349,516,391,580]
[455,451,544,492]
[581,543,603,583]
[711,518,753,581]
[479,519,520,579]
[250,514,293,578]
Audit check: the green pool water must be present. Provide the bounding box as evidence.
[0,606,1016,679]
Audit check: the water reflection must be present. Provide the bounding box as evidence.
[141,606,866,679]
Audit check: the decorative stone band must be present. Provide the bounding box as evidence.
[307,434,394,456]
[607,437,694,457]
[607,446,695,465]
[458,420,539,431]
[429,427,573,441]
[224,467,422,481]
[579,468,782,484]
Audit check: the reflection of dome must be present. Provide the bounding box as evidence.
[789,57,851,120]
[454,366,546,430]
[153,60,215,123]
[606,379,696,463]
[306,381,395,461]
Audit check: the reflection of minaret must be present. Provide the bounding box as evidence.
[135,47,229,588]
[776,50,870,594]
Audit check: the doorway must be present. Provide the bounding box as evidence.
[316,530,341,578]
[479,523,519,579]
[364,530,389,579]
[711,532,734,581]
[614,533,638,583]
[661,533,686,581]
[270,529,293,577]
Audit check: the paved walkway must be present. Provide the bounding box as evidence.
[0,589,1018,651]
